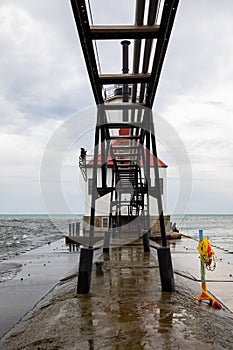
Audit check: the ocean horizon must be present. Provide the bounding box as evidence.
[1,213,232,260]
[0,213,232,282]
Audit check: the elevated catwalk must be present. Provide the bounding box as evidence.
[70,0,180,293]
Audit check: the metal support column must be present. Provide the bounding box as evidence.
[89,119,100,248]
[77,247,93,294]
[149,111,175,291]
[143,124,151,252]
[101,124,107,190]
[157,246,175,292]
[77,110,101,294]
[150,113,167,247]
[103,231,111,253]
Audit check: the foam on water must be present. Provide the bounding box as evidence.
[0,262,22,282]
[0,215,83,261]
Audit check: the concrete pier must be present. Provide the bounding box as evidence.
[1,240,233,350]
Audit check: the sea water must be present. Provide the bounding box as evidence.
[0,214,232,282]
[171,214,233,269]
[0,214,83,282]
[172,214,233,253]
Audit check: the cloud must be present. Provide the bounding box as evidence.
[156,0,233,108]
[153,1,233,213]
[0,0,233,213]
[0,1,94,213]
[0,116,64,213]
[0,1,93,125]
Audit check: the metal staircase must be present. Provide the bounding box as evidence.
[110,159,146,232]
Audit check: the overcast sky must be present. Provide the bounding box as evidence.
[0,0,233,215]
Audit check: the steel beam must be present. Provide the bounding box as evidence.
[146,0,180,108]
[106,122,141,129]
[70,0,103,105]
[99,73,151,85]
[138,0,159,103]
[132,0,146,103]
[103,103,144,111]
[91,25,159,40]
[109,135,140,140]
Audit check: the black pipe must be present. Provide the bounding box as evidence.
[121,40,131,104]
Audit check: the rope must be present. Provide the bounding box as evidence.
[198,237,216,271]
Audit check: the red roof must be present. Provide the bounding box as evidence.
[86,130,167,168]
[87,153,167,168]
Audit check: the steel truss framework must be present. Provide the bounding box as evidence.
[88,104,167,248]
[70,0,179,293]
[71,0,178,246]
[70,0,179,107]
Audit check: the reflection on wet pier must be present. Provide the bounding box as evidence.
[1,242,233,349]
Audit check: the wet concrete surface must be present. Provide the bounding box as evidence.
[1,243,233,349]
[0,239,79,337]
